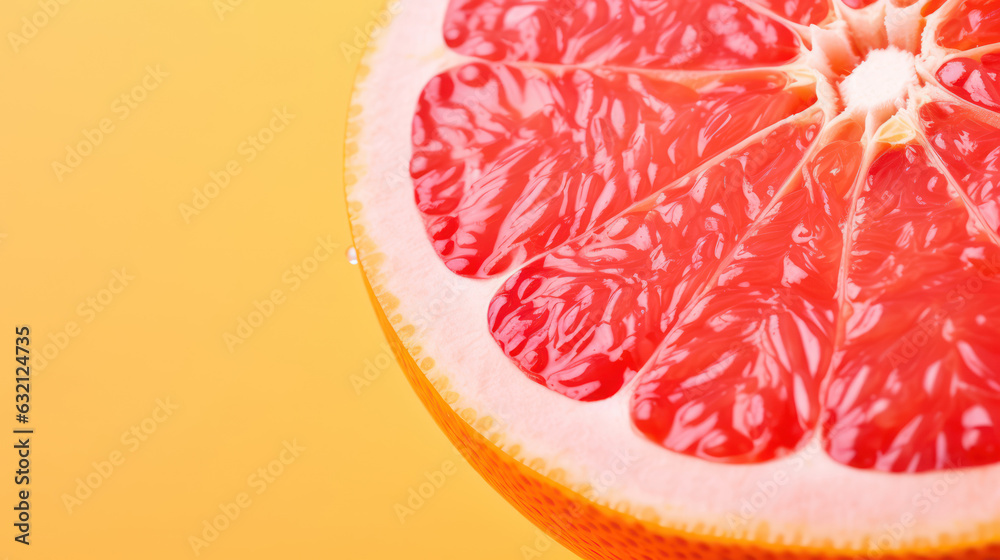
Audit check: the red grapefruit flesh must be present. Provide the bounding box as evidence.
[936,54,1000,111]
[631,121,857,464]
[936,0,1000,51]
[489,118,821,401]
[414,65,814,277]
[921,102,1000,235]
[415,0,1000,474]
[746,0,830,25]
[443,0,803,70]
[824,143,1000,472]
[347,0,1000,556]
[841,0,879,9]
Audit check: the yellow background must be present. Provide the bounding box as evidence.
[0,1,575,558]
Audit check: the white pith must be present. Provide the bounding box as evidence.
[840,48,918,122]
[346,0,1000,552]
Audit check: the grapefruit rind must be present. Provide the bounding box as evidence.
[357,266,1000,560]
[346,0,1000,557]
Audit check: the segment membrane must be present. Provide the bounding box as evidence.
[488,119,820,401]
[412,63,814,277]
[822,145,1000,472]
[922,102,1000,235]
[630,124,859,462]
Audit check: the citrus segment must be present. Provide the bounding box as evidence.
[410,0,1000,476]
[443,0,803,70]
[488,117,821,401]
[413,65,815,277]
[631,123,858,464]
[921,102,1000,235]
[822,144,1000,472]
[348,0,1000,555]
[935,54,1000,111]
[936,0,1000,51]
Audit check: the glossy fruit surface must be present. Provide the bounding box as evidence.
[413,0,1000,474]
[348,0,1000,557]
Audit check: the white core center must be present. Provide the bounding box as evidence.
[839,48,918,122]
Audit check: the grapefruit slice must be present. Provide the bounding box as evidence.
[346,0,1000,557]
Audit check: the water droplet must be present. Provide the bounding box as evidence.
[346,246,358,265]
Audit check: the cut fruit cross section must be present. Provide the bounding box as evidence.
[346,0,1000,556]
[443,0,804,70]
[488,117,821,401]
[824,144,1000,472]
[413,64,814,277]
[411,0,1000,474]
[632,120,859,464]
